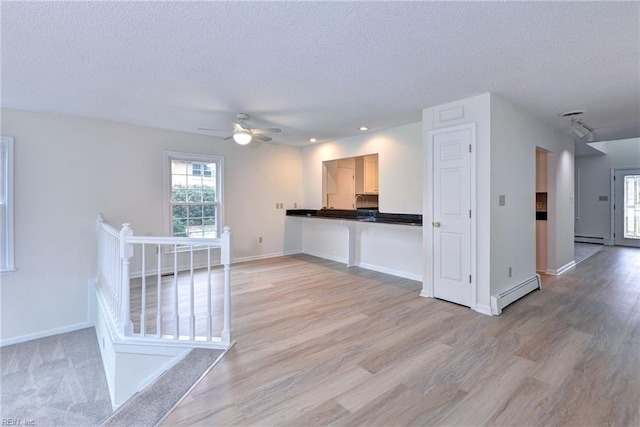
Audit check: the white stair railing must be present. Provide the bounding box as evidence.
[96,214,233,348]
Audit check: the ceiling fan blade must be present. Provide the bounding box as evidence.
[252,134,273,142]
[223,135,234,140]
[198,127,229,132]
[250,127,282,135]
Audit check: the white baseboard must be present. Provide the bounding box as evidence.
[490,275,541,315]
[419,289,433,298]
[474,304,493,316]
[546,260,576,276]
[302,249,348,265]
[0,321,93,347]
[358,262,422,281]
[233,250,300,264]
[301,250,421,282]
[131,250,303,277]
[130,261,213,279]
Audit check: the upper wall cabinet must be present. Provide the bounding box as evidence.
[355,154,379,195]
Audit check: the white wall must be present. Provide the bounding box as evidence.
[0,108,303,342]
[490,95,574,291]
[575,138,640,242]
[301,122,423,214]
[423,93,574,312]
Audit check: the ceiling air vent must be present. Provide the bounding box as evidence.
[558,110,585,117]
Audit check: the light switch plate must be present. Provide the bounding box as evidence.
[499,195,506,206]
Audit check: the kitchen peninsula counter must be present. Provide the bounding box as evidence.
[286,209,422,226]
[285,209,423,280]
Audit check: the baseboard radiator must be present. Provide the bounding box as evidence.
[575,235,605,244]
[490,274,541,315]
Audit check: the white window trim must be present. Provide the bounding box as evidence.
[164,151,224,242]
[1,136,15,274]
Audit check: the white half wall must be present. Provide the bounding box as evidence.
[300,217,422,281]
[0,108,303,342]
[94,286,189,409]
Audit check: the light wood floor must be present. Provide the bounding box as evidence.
[162,247,640,426]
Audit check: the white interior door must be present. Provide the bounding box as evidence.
[614,169,640,248]
[432,127,472,307]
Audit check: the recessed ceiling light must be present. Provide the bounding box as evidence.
[359,126,369,131]
[309,138,317,143]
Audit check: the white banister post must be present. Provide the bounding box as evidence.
[120,223,134,336]
[97,213,104,278]
[221,226,233,345]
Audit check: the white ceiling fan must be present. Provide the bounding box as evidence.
[199,113,281,145]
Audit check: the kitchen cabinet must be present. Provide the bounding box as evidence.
[363,154,378,194]
[356,154,378,194]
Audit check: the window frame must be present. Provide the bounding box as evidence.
[192,163,213,177]
[1,136,15,274]
[164,151,224,241]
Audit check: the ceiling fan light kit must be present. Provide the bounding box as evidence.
[233,130,252,145]
[200,113,281,145]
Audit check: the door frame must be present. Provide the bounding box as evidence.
[611,167,640,246]
[422,122,477,311]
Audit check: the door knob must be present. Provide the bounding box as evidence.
[432,221,441,228]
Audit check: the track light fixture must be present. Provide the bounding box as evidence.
[571,118,595,142]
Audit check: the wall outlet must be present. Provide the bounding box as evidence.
[508,267,512,278]
[259,236,263,243]
[499,195,506,206]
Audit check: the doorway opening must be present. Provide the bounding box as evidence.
[536,148,549,272]
[613,168,640,248]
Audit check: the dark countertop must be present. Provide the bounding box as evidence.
[286,209,422,226]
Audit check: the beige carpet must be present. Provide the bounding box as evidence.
[1,328,224,427]
[0,328,112,426]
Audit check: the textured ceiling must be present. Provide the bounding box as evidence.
[2,1,639,146]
